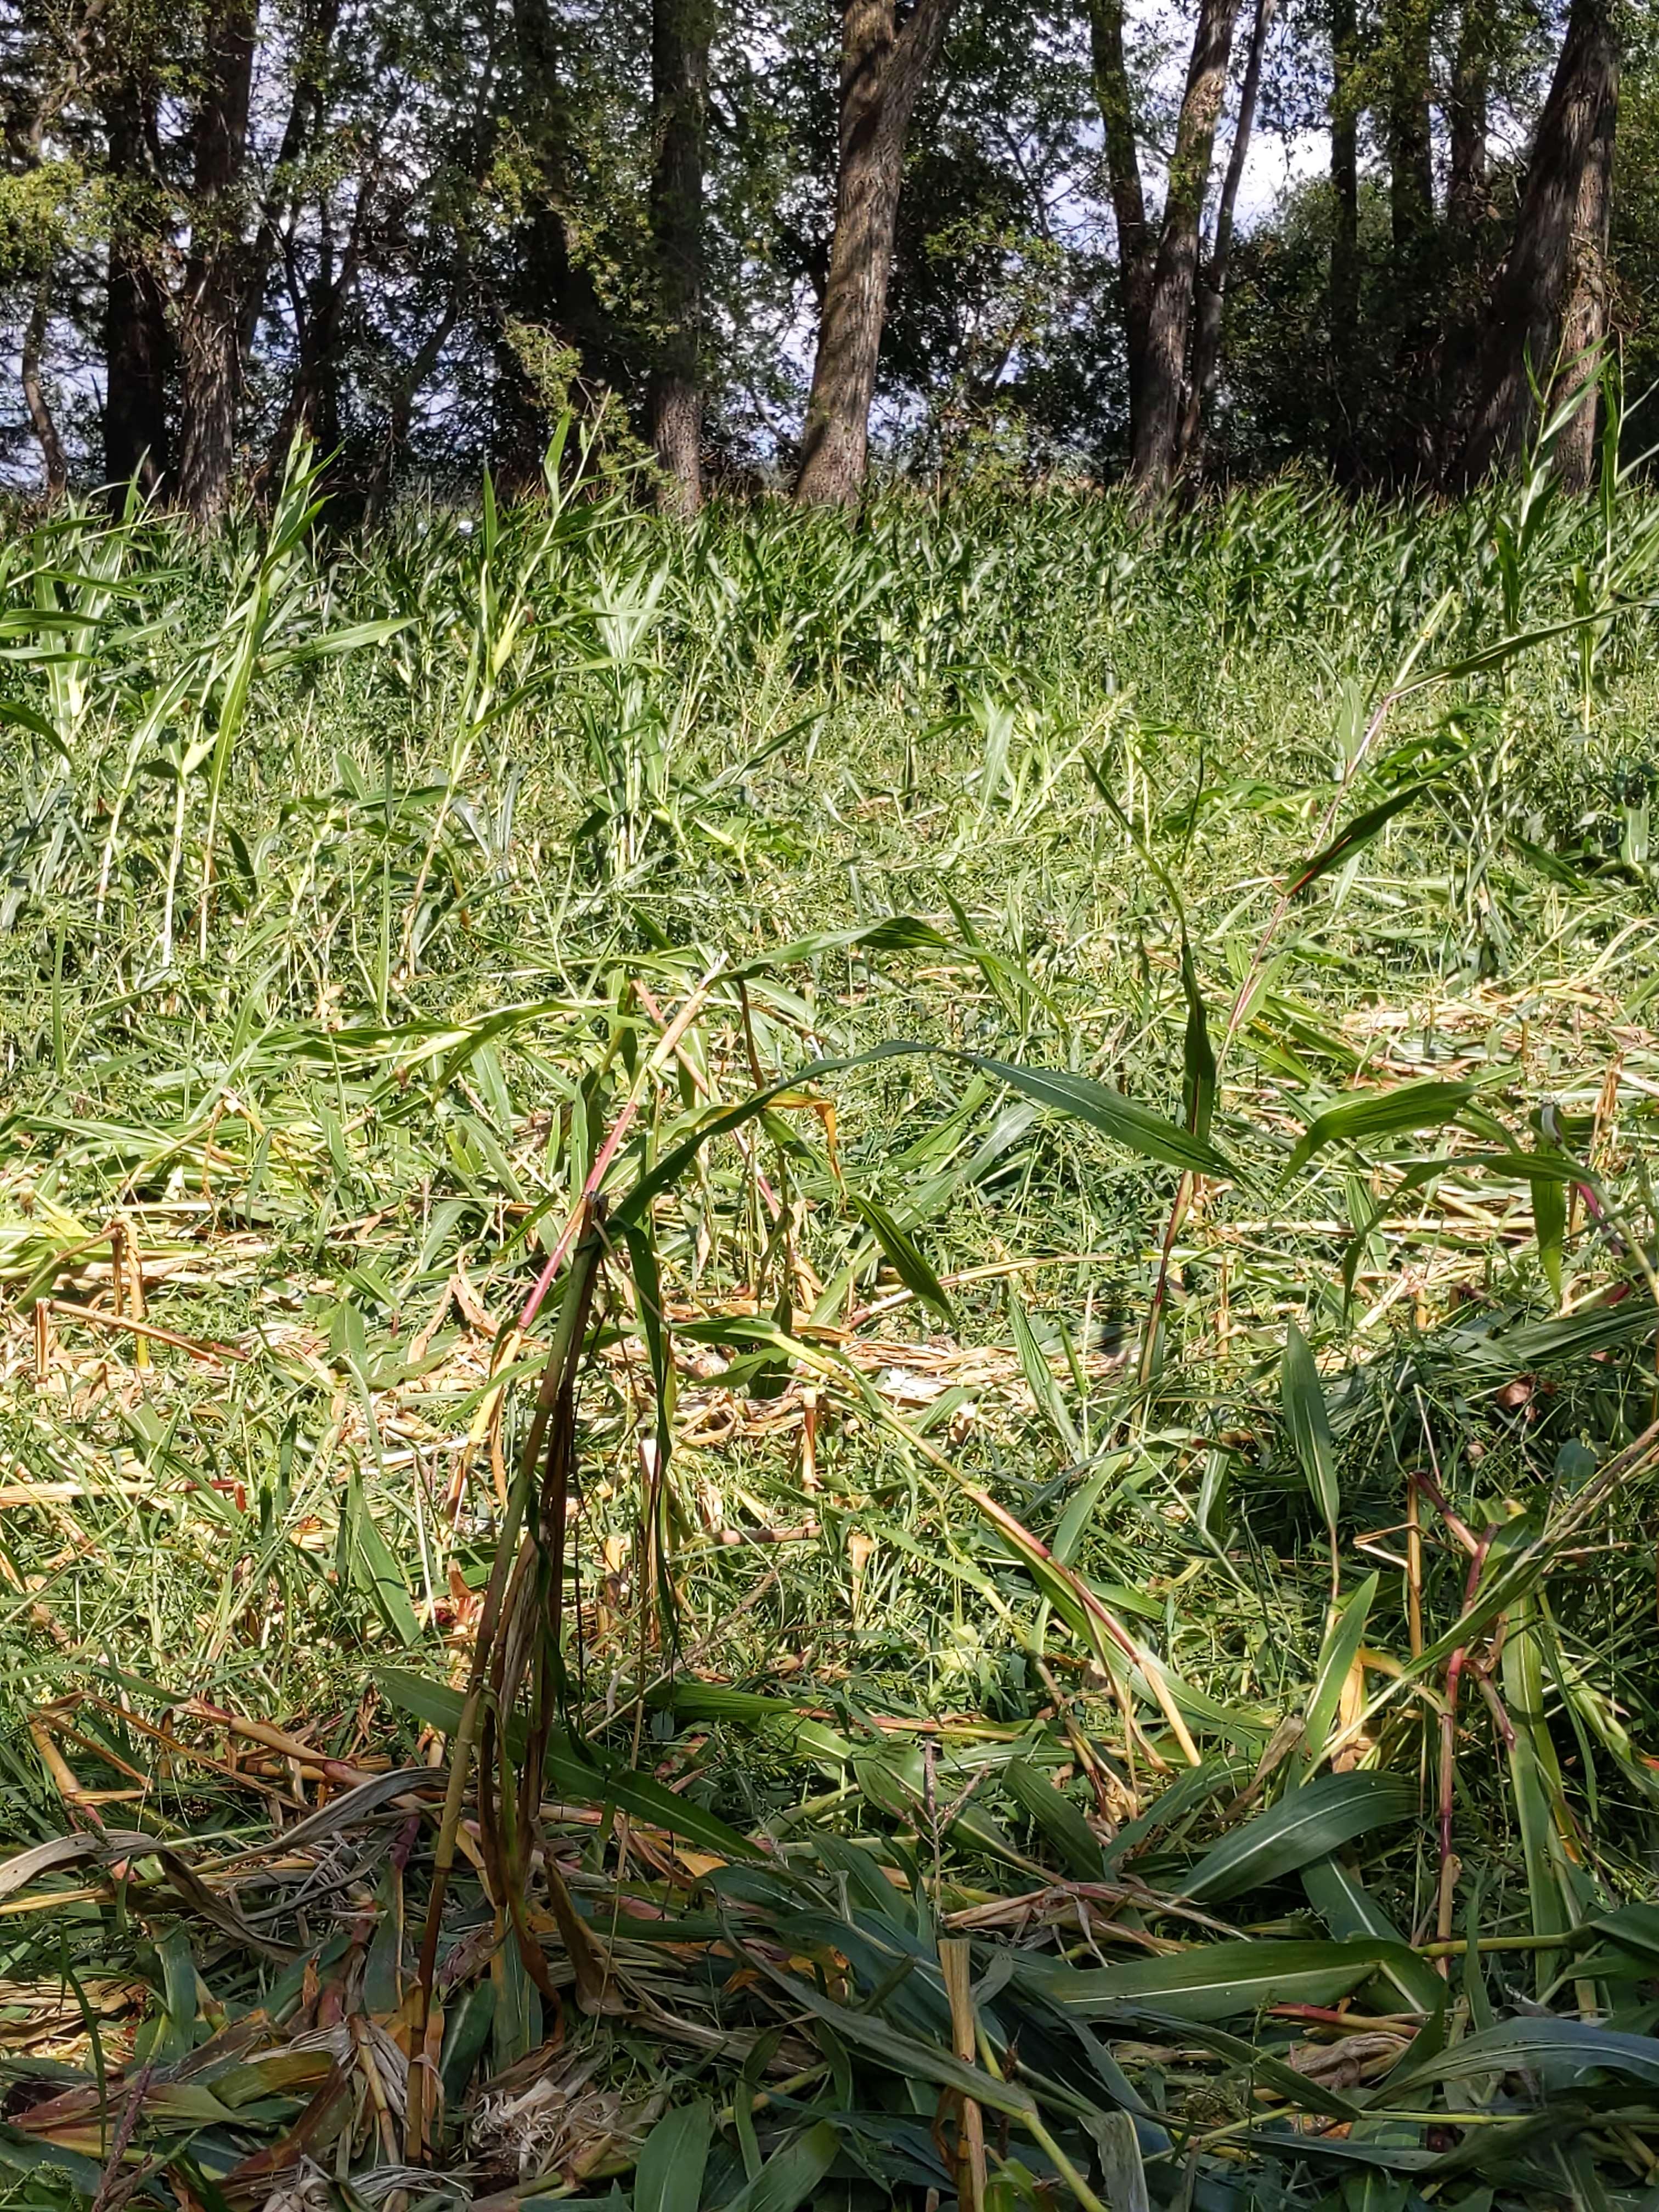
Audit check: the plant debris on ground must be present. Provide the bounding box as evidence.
[6,432,1659,2210]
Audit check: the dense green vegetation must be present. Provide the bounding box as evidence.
[2,431,1659,2206]
[2,0,1646,510]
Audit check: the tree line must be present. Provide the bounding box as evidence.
[0,0,1642,517]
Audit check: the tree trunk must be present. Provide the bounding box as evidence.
[1180,0,1277,473]
[1386,0,1434,271]
[1460,0,1620,484]
[1327,0,1361,479]
[1128,0,1239,494]
[269,189,366,480]
[102,80,172,494]
[1439,0,1497,465]
[366,301,463,524]
[1086,0,1152,459]
[795,0,960,509]
[1448,0,1493,235]
[21,281,67,498]
[176,0,258,523]
[245,0,341,387]
[1553,36,1618,491]
[1385,0,1435,476]
[647,0,712,515]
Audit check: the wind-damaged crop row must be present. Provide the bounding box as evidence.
[4,425,1659,2209]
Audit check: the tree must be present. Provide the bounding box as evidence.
[1461,0,1620,486]
[648,0,713,513]
[1383,0,1436,475]
[101,69,172,493]
[1180,0,1277,472]
[176,0,258,523]
[1129,0,1239,492]
[1086,0,1153,458]
[795,0,961,508]
[1327,0,1361,477]
[1448,0,1496,235]
[1385,0,1434,277]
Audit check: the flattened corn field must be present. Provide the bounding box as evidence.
[8,447,1659,2211]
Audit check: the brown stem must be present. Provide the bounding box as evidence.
[1436,1524,1496,1958]
[408,1218,607,2157]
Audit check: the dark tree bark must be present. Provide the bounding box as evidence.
[1385,0,1434,272]
[21,280,67,497]
[1553,35,1618,491]
[1180,0,1277,473]
[1439,0,1498,462]
[795,0,961,509]
[176,0,258,523]
[268,182,368,480]
[1327,0,1360,479]
[1128,0,1239,494]
[365,297,463,523]
[1385,0,1435,476]
[1086,0,1152,459]
[489,0,622,490]
[246,0,341,396]
[102,79,172,493]
[647,0,712,515]
[1460,0,1620,485]
[1448,0,1493,235]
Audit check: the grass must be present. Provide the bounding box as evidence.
[4,418,1659,2208]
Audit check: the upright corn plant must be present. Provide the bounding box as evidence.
[574,560,676,877]
[399,421,628,974]
[51,442,411,969]
[0,517,139,927]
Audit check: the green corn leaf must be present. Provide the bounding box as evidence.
[963,1051,1237,1180]
[1300,1573,1377,1771]
[1282,1079,1476,1184]
[1007,1292,1081,1457]
[1300,1854,1409,1947]
[1588,1900,1659,1966]
[851,1193,955,1323]
[1102,1758,1238,1868]
[1500,1596,1572,1995]
[758,1970,1037,2121]
[1023,1938,1399,2022]
[1003,1757,1107,1878]
[851,1749,1037,1871]
[345,1472,420,1646]
[1389,2015,1659,2094]
[0,2124,108,2196]
[1181,1772,1415,1902]
[375,1668,759,1859]
[1282,1322,1341,1551]
[1285,783,1441,896]
[647,1680,857,1765]
[1179,933,1217,1144]
[1301,1859,1447,2014]
[636,2098,713,2212]
[1337,2125,1424,2212]
[618,1039,1238,1231]
[1529,1154,1568,1305]
[1118,2008,1367,2123]
[0,696,70,757]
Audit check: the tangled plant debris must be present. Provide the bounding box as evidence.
[4,430,1659,2208]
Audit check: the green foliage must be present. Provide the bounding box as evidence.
[0,456,1657,2207]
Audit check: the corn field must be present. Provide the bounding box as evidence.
[6,426,1659,2211]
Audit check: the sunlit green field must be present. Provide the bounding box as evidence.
[4,445,1659,2209]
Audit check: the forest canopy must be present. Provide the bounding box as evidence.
[0,0,1649,515]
